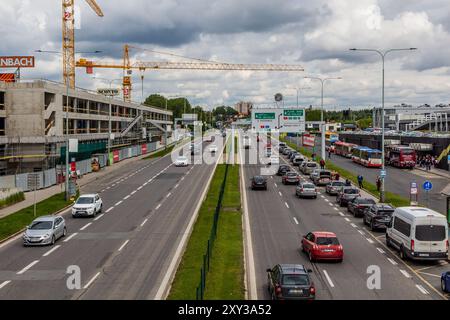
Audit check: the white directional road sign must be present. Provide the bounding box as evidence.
[251,108,305,133]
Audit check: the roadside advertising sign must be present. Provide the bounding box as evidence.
[0,56,35,68]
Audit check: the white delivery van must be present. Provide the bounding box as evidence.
[386,207,448,261]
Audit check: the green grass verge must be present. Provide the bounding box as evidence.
[280,136,410,208]
[0,192,76,242]
[168,164,244,300]
[234,136,238,154]
[143,145,175,159]
[0,191,25,209]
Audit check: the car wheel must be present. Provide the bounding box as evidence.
[399,246,406,260]
[99,204,103,213]
[308,251,314,262]
[442,279,447,292]
[314,196,317,199]
[63,227,67,237]
[51,235,55,246]
[370,221,375,231]
[386,234,392,248]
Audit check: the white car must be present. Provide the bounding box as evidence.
[269,155,279,165]
[175,156,189,167]
[209,145,218,153]
[72,194,103,218]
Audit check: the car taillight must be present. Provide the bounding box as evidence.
[411,239,415,252]
[338,245,343,251]
[275,285,282,294]
[310,286,315,295]
[446,240,449,251]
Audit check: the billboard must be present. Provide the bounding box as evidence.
[97,88,120,96]
[251,108,305,133]
[0,56,35,68]
[302,134,315,147]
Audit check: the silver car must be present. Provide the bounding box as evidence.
[296,183,318,199]
[23,216,66,246]
[301,162,318,175]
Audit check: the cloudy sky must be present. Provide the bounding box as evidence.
[1,0,450,110]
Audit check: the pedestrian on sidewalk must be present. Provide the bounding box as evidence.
[357,174,364,189]
[376,176,381,192]
[320,158,325,170]
[328,149,332,159]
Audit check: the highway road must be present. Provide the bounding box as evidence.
[285,136,449,215]
[0,139,219,299]
[241,132,448,300]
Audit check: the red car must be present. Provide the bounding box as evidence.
[301,231,343,262]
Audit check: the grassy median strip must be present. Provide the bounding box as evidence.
[168,164,244,300]
[143,145,175,159]
[0,192,75,242]
[281,136,410,207]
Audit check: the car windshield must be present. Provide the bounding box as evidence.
[29,221,53,230]
[320,171,331,177]
[344,189,359,194]
[316,237,340,245]
[76,197,94,204]
[254,177,265,183]
[332,182,345,186]
[415,225,446,241]
[377,209,394,216]
[178,157,187,161]
[302,184,315,189]
[357,199,376,204]
[307,163,317,167]
[282,274,310,286]
[287,173,297,177]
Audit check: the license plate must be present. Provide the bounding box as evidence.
[419,253,429,257]
[322,249,334,252]
[289,289,303,294]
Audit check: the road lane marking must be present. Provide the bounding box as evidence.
[106,207,114,213]
[418,271,441,278]
[344,218,350,222]
[174,184,179,189]
[400,269,412,278]
[83,272,101,289]
[0,281,11,289]
[274,183,278,187]
[43,245,61,257]
[143,182,148,186]
[140,219,148,227]
[118,239,130,252]
[101,189,105,193]
[80,223,92,231]
[322,270,335,288]
[350,223,357,228]
[329,203,334,206]
[324,199,329,202]
[338,212,345,216]
[64,233,78,242]
[358,230,365,235]
[115,201,123,206]
[131,191,137,195]
[155,204,161,210]
[376,248,385,254]
[137,186,143,191]
[181,177,185,181]
[278,192,282,197]
[166,192,172,198]
[293,217,299,225]
[366,238,375,244]
[94,214,104,221]
[285,202,289,209]
[387,258,398,265]
[17,260,39,275]
[124,195,130,200]
[320,195,325,198]
[416,284,429,295]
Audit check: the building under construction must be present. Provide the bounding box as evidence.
[0,80,173,175]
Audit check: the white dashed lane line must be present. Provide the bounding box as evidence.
[105,207,114,213]
[376,248,385,254]
[166,193,172,198]
[350,223,357,228]
[0,281,11,289]
[324,199,329,202]
[358,230,365,235]
[293,217,299,225]
[338,212,345,217]
[416,284,430,295]
[43,245,61,257]
[278,192,282,197]
[274,183,278,187]
[130,191,137,195]
[140,219,148,227]
[400,269,412,278]
[137,186,143,191]
[155,204,161,210]
[344,218,350,222]
[118,240,130,252]
[63,233,78,242]
[322,270,335,288]
[83,272,101,289]
[285,202,290,209]
[124,195,130,200]
[387,258,398,265]
[17,260,39,275]
[115,201,123,206]
[366,238,375,244]
[94,214,104,221]
[80,223,92,231]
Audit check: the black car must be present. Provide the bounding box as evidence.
[363,204,395,231]
[336,187,360,207]
[267,264,315,300]
[277,165,291,176]
[347,197,376,217]
[251,176,267,190]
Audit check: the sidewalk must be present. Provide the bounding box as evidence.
[415,166,450,179]
[0,146,168,219]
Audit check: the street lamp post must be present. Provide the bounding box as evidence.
[304,76,342,161]
[349,48,417,202]
[36,49,101,200]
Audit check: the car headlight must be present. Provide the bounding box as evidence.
[42,233,51,239]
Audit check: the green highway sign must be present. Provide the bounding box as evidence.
[255,112,276,120]
[283,110,304,117]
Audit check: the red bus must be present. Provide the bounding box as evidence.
[385,145,416,169]
[334,141,357,158]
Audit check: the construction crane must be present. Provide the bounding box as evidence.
[62,0,103,88]
[76,44,305,102]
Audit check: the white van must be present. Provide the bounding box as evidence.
[386,207,448,261]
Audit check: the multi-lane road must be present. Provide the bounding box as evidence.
[241,132,449,300]
[0,139,217,299]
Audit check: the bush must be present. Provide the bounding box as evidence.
[0,191,25,209]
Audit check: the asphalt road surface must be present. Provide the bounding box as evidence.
[0,139,218,299]
[286,136,449,215]
[242,132,448,300]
